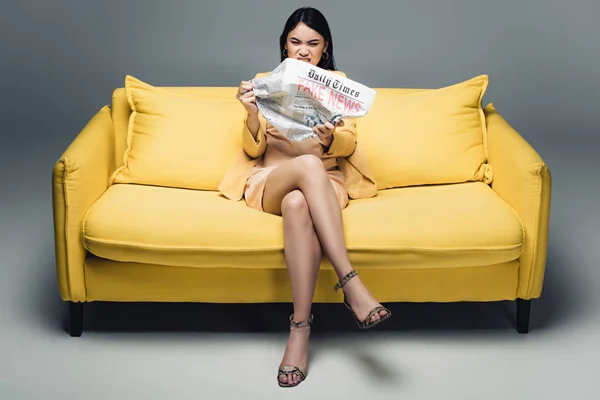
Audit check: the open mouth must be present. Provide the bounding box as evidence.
[297,57,311,62]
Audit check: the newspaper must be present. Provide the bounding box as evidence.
[248,58,376,142]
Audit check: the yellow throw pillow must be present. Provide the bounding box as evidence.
[109,75,245,190]
[357,75,493,189]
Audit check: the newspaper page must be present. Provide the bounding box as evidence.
[249,58,376,142]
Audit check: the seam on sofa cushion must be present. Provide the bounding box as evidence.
[60,159,72,300]
[525,162,546,297]
[64,157,90,299]
[83,234,523,253]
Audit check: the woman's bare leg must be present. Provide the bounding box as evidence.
[262,154,388,324]
[277,190,322,386]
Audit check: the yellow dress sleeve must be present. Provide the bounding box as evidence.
[241,112,267,159]
[323,117,357,157]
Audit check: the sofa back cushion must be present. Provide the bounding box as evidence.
[112,85,240,172]
[109,75,245,191]
[110,75,492,192]
[356,75,492,189]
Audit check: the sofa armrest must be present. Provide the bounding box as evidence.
[52,105,115,302]
[484,103,552,299]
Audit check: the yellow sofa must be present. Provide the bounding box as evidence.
[52,78,552,337]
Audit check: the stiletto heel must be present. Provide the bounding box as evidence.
[277,313,313,388]
[334,270,391,330]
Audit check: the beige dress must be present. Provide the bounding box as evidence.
[243,122,349,212]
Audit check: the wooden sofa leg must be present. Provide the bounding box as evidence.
[516,299,531,334]
[69,302,83,337]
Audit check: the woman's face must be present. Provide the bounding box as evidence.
[285,22,328,66]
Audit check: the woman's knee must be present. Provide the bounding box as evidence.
[294,155,328,182]
[281,190,309,215]
[295,154,322,170]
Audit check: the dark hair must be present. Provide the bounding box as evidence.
[279,7,336,71]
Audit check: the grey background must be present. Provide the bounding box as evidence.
[1,0,599,399]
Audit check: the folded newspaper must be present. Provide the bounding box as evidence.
[248,58,376,142]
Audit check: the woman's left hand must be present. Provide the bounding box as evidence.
[314,120,344,148]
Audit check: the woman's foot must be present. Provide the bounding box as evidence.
[337,273,389,325]
[278,314,312,387]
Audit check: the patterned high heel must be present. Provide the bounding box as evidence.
[334,270,391,329]
[277,313,313,388]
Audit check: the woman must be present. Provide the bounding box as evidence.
[219,7,391,388]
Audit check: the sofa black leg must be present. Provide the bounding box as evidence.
[69,302,83,337]
[516,299,531,334]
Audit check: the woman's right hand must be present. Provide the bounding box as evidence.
[237,81,258,115]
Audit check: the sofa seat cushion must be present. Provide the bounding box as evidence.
[83,182,524,269]
[342,182,524,268]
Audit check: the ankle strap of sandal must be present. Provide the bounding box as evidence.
[334,270,358,292]
[289,314,314,329]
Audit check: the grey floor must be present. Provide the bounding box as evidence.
[1,127,598,399]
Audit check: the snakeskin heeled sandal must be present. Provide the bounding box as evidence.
[334,270,391,330]
[277,313,313,388]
